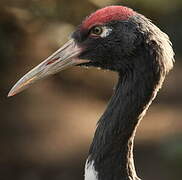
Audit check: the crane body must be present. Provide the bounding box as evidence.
[8,6,174,180]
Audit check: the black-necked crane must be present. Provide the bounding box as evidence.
[8,6,174,180]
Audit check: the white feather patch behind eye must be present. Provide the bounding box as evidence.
[100,26,112,38]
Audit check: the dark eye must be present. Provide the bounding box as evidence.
[90,26,103,36]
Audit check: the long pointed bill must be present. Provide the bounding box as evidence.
[8,39,88,97]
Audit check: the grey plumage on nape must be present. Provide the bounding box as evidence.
[8,5,174,180]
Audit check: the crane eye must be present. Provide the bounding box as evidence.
[90,26,103,36]
[90,26,112,38]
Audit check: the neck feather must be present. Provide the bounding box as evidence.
[84,16,174,180]
[86,58,165,180]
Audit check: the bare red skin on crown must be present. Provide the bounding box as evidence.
[81,6,135,30]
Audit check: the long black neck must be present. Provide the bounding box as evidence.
[88,56,165,180]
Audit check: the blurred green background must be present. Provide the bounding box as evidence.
[0,0,182,180]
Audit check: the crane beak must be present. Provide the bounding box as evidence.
[8,39,88,97]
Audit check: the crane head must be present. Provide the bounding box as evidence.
[8,6,174,97]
